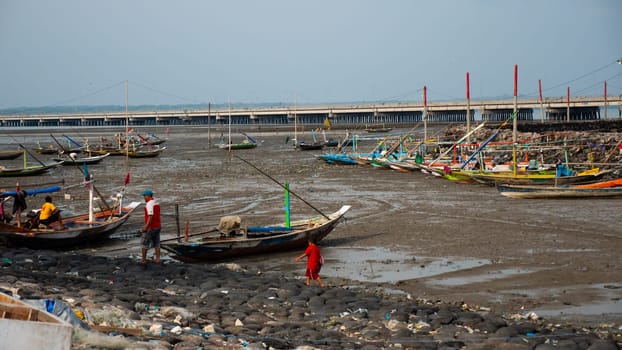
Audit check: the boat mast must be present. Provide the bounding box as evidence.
[512,65,518,176]
[294,96,298,147]
[539,80,544,124]
[125,80,129,167]
[228,100,232,151]
[466,72,471,144]
[423,85,427,154]
[207,101,211,147]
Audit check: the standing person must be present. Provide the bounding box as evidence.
[39,195,65,230]
[141,189,161,265]
[294,238,325,287]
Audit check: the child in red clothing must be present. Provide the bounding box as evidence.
[294,238,325,287]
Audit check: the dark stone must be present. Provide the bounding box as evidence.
[587,340,620,350]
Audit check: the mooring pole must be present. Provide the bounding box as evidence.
[284,183,291,228]
[175,203,181,242]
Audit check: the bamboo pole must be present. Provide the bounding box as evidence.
[466,72,471,144]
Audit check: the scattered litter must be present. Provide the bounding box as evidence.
[170,325,183,335]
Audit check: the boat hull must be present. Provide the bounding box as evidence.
[218,143,257,150]
[0,203,140,249]
[0,150,24,160]
[497,184,622,199]
[162,205,350,263]
[466,169,610,186]
[0,163,61,177]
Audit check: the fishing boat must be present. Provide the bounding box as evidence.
[52,152,110,165]
[121,146,166,158]
[0,149,61,177]
[365,124,392,133]
[0,293,72,350]
[464,167,611,186]
[296,141,325,151]
[0,179,140,249]
[497,178,622,199]
[218,133,258,150]
[0,149,24,160]
[0,163,61,177]
[32,144,59,154]
[218,141,257,150]
[161,205,351,263]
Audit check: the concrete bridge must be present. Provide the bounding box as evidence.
[1,95,620,128]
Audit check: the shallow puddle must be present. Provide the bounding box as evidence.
[429,267,541,287]
[534,301,622,318]
[320,246,491,283]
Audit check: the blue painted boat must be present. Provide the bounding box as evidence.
[317,153,358,165]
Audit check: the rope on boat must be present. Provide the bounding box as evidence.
[233,155,330,220]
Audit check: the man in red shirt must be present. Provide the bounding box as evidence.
[141,189,161,265]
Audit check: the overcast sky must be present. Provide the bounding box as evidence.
[1,0,621,109]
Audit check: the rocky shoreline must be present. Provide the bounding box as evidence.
[1,248,620,350]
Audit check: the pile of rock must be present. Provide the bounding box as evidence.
[0,248,620,349]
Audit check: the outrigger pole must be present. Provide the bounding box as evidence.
[233,155,330,220]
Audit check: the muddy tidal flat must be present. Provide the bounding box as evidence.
[1,126,621,349]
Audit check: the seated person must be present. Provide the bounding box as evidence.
[39,195,65,230]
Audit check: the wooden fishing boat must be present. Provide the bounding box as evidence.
[32,145,59,154]
[365,125,392,133]
[295,141,325,151]
[0,163,61,177]
[0,149,24,160]
[463,168,611,186]
[122,146,166,158]
[218,141,257,150]
[52,152,110,165]
[161,205,351,263]
[497,180,622,199]
[317,153,358,165]
[0,202,140,249]
[0,293,72,350]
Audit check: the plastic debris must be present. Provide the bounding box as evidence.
[149,324,163,335]
[170,325,183,335]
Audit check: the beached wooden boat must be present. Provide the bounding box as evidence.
[52,152,110,165]
[218,141,257,150]
[365,125,392,133]
[0,149,24,160]
[463,168,611,186]
[0,293,72,350]
[0,202,140,249]
[497,179,622,199]
[121,146,166,158]
[32,145,60,154]
[317,153,358,165]
[295,141,325,151]
[0,163,61,177]
[162,205,351,263]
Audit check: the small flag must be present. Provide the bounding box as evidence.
[124,172,131,186]
[83,163,91,188]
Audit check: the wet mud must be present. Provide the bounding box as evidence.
[2,126,622,326]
